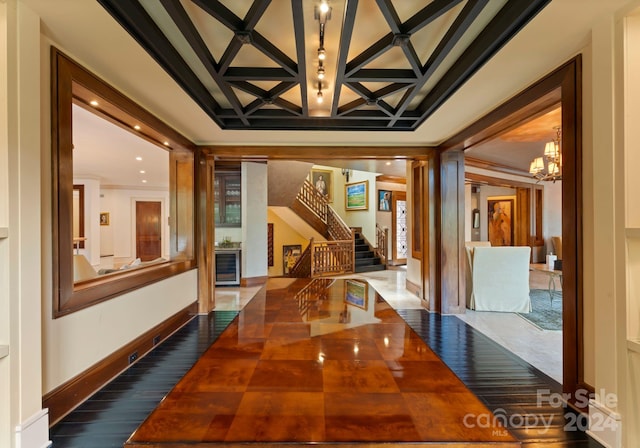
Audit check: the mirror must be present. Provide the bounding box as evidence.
[52,47,196,317]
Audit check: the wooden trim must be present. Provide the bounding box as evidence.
[442,56,583,405]
[465,156,531,178]
[376,175,406,184]
[240,276,268,287]
[203,145,433,160]
[51,47,197,318]
[43,302,197,426]
[466,171,539,189]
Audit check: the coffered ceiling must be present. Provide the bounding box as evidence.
[96,0,550,131]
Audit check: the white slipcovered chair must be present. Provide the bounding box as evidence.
[467,246,531,313]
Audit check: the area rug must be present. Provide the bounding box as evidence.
[518,289,562,331]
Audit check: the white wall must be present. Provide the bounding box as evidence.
[242,162,268,279]
[99,187,170,262]
[543,181,562,254]
[44,270,196,391]
[1,3,50,447]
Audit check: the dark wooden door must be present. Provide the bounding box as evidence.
[136,201,162,261]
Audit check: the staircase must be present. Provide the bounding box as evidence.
[354,232,384,273]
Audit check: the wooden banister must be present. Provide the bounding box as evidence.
[375,224,389,264]
[297,180,328,223]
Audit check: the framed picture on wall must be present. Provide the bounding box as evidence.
[487,197,514,246]
[310,169,333,202]
[378,190,391,211]
[283,244,302,275]
[99,212,110,226]
[345,180,368,210]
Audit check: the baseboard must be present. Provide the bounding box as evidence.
[587,398,622,448]
[240,276,267,287]
[15,409,51,448]
[43,302,197,426]
[406,278,421,299]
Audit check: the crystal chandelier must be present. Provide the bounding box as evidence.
[529,126,562,182]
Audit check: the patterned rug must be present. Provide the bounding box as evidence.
[518,289,562,331]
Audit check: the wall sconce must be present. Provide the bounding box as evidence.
[341,168,352,182]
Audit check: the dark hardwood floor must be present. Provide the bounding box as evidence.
[49,278,602,447]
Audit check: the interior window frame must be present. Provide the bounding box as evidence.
[51,47,197,318]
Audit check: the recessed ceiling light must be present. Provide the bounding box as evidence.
[89,100,99,106]
[163,141,170,146]
[385,161,391,166]
[142,180,147,183]
[136,157,142,161]
[134,124,141,130]
[139,170,146,174]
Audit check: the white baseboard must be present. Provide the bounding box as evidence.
[15,409,52,448]
[587,399,622,448]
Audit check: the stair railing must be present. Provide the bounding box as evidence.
[310,240,355,277]
[326,206,352,241]
[288,239,312,278]
[375,224,389,264]
[296,180,328,222]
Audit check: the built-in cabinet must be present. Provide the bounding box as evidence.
[214,172,241,227]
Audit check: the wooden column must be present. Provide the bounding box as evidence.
[196,152,215,314]
[439,149,466,314]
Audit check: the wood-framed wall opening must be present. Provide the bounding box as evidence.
[439,56,584,405]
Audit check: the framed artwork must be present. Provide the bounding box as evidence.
[378,189,391,211]
[283,244,302,275]
[344,279,368,310]
[345,180,368,210]
[99,212,110,226]
[487,197,514,246]
[310,168,333,202]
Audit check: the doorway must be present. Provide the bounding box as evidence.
[135,201,162,261]
[391,191,408,263]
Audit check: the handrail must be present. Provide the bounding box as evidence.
[375,224,389,263]
[288,239,313,278]
[297,180,328,223]
[326,206,352,241]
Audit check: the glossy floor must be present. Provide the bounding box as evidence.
[126,277,517,447]
[50,272,598,448]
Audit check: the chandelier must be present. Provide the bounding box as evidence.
[529,126,562,182]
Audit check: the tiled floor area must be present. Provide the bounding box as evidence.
[49,270,590,447]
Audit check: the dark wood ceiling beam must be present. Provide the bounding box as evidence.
[96,0,224,126]
[291,0,308,115]
[403,0,464,34]
[344,33,394,77]
[414,0,552,125]
[390,0,488,126]
[160,0,248,125]
[191,0,243,29]
[374,0,422,76]
[337,98,367,116]
[273,98,303,116]
[346,69,417,83]
[250,32,298,75]
[330,0,359,116]
[228,80,267,98]
[224,67,296,81]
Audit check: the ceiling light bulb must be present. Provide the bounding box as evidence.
[142,180,147,183]
[134,124,141,130]
[139,170,146,174]
[136,156,142,161]
[319,1,329,14]
[163,141,170,146]
[317,66,325,79]
[318,47,326,60]
[317,90,323,103]
[89,100,99,106]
